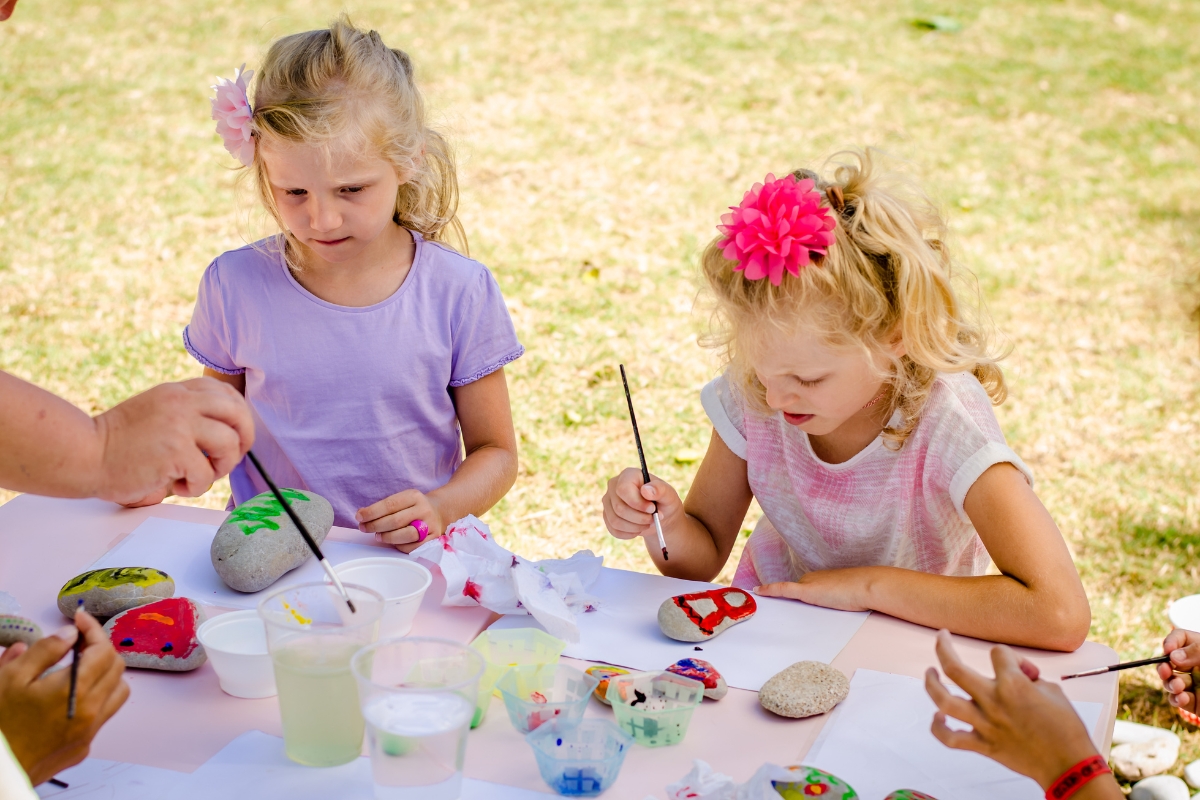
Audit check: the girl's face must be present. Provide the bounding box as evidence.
[750,322,901,437]
[260,140,402,266]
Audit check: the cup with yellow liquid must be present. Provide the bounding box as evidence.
[258,581,385,766]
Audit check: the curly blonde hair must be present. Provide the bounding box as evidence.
[701,148,1006,448]
[245,15,465,269]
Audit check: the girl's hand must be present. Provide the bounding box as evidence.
[356,489,445,553]
[1158,628,1200,712]
[755,568,872,612]
[925,630,1113,794]
[602,468,682,541]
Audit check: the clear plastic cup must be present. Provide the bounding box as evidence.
[467,627,565,728]
[606,670,704,747]
[497,664,599,734]
[352,637,484,800]
[258,582,384,766]
[526,719,633,796]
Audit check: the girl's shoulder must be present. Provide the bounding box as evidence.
[414,234,493,288]
[918,371,1007,443]
[203,237,285,287]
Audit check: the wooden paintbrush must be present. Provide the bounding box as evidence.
[66,600,82,719]
[619,365,669,562]
[245,451,357,614]
[1061,654,1171,680]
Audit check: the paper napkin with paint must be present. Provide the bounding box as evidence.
[409,515,602,642]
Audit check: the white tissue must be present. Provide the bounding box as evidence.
[409,515,602,643]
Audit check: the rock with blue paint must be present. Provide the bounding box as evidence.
[666,657,727,700]
[0,616,41,647]
[211,489,334,592]
[103,597,207,671]
[57,567,175,619]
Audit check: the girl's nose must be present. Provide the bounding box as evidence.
[309,197,341,233]
[763,383,791,411]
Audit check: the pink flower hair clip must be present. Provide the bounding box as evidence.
[211,64,255,167]
[717,173,837,286]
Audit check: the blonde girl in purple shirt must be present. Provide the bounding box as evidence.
[603,151,1090,651]
[170,17,523,550]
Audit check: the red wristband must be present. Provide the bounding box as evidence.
[1178,705,1200,727]
[1045,755,1111,800]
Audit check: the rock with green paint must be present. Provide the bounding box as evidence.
[0,616,42,647]
[57,567,175,619]
[211,489,334,592]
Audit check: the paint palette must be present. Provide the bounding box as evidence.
[496,664,598,735]
[605,670,703,747]
[526,718,632,797]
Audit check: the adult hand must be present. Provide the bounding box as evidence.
[356,489,444,553]
[924,630,1115,794]
[754,568,873,612]
[0,610,129,786]
[93,377,254,504]
[602,468,682,541]
[1158,628,1200,712]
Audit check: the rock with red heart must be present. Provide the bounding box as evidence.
[666,657,728,700]
[103,597,207,671]
[657,586,756,642]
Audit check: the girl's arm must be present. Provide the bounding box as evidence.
[358,368,518,550]
[602,429,752,580]
[758,462,1092,652]
[203,368,245,395]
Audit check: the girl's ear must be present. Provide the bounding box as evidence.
[887,329,907,359]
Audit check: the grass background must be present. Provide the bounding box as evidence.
[3,0,1199,779]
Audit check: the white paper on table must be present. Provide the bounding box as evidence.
[802,669,1103,800]
[489,567,870,691]
[165,730,551,799]
[35,758,185,798]
[88,517,400,610]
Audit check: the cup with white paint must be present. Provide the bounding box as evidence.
[331,557,433,638]
[197,609,277,699]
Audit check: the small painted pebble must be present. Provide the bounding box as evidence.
[211,489,334,593]
[883,792,941,800]
[758,661,849,719]
[103,597,207,671]
[0,616,41,647]
[1131,775,1190,800]
[586,665,630,705]
[657,587,756,642]
[666,657,728,700]
[58,567,174,619]
[773,767,859,800]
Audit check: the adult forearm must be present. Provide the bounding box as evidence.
[427,444,517,524]
[861,567,1090,651]
[0,371,103,497]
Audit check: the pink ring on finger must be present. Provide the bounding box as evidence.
[412,519,429,542]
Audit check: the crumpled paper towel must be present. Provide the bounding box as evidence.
[408,515,602,643]
[661,760,817,800]
[0,592,19,616]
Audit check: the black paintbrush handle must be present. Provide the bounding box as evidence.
[619,365,651,484]
[245,451,326,561]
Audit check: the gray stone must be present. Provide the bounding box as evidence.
[0,616,41,647]
[103,597,207,671]
[1131,775,1189,800]
[657,587,756,642]
[211,489,334,593]
[1185,758,1200,789]
[57,567,174,618]
[1112,737,1180,781]
[758,661,849,719]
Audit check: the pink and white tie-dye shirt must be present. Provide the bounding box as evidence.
[701,371,1032,589]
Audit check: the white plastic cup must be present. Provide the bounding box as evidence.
[332,558,432,638]
[197,610,277,699]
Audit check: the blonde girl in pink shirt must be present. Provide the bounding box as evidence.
[603,150,1090,651]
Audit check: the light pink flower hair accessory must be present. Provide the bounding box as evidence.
[210,64,255,167]
[717,173,837,286]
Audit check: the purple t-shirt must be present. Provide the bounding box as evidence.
[183,232,524,528]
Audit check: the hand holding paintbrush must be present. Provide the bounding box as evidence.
[620,365,669,561]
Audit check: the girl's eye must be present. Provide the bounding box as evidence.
[342,186,365,194]
[797,377,823,388]
[284,189,307,197]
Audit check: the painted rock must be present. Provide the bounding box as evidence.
[657,587,756,642]
[884,792,941,800]
[586,665,630,705]
[0,616,41,647]
[103,597,206,671]
[58,567,175,619]
[666,657,727,700]
[773,767,858,799]
[211,489,334,593]
[758,661,849,719]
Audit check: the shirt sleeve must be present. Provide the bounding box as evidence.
[182,259,244,375]
[700,373,748,460]
[448,267,524,388]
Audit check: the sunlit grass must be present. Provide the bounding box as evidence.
[3,0,1200,775]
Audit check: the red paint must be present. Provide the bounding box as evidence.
[463,579,482,601]
[108,598,198,659]
[672,588,756,636]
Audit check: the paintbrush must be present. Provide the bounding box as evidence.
[245,451,357,614]
[619,365,669,562]
[66,600,83,719]
[1061,654,1172,680]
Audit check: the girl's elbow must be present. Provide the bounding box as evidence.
[1041,596,1092,652]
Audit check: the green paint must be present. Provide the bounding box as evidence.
[59,567,171,597]
[227,489,311,535]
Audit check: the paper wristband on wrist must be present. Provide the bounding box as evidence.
[1177,705,1200,727]
[1045,755,1110,800]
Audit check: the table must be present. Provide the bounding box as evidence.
[0,495,1119,797]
